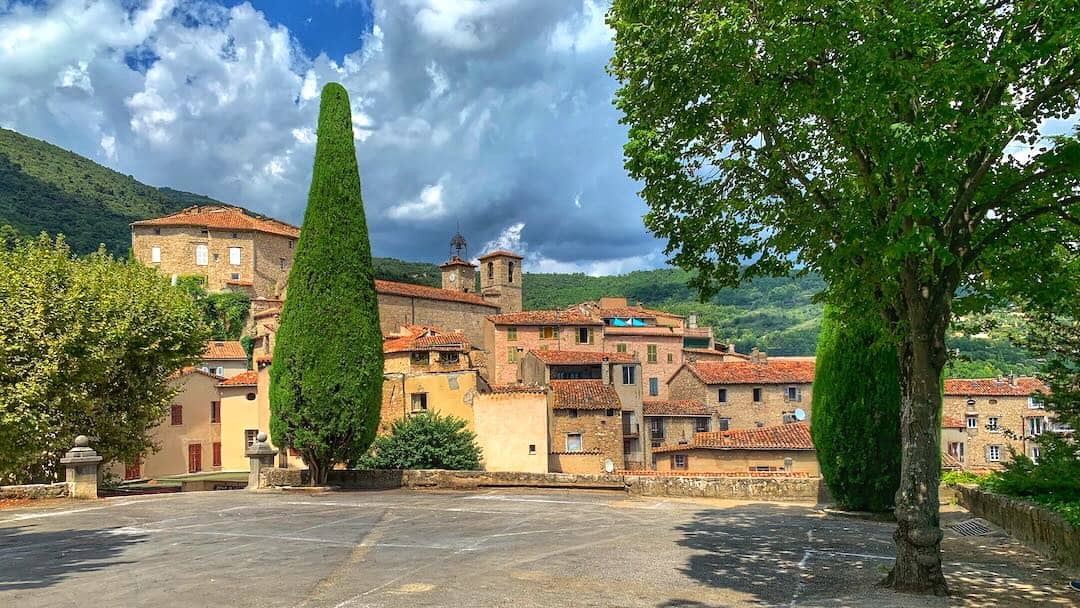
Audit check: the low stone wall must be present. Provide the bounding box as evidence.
[262,468,826,501]
[955,484,1080,569]
[0,482,69,500]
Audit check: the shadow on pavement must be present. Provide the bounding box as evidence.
[0,524,146,591]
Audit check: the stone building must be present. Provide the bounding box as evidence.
[547,380,625,474]
[519,349,648,470]
[131,205,299,298]
[651,422,818,475]
[667,352,815,430]
[942,377,1053,471]
[200,340,248,378]
[642,399,715,456]
[484,308,606,385]
[473,385,549,473]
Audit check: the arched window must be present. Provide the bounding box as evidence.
[487,261,494,280]
[508,261,515,283]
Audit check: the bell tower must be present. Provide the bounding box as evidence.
[440,231,476,293]
[478,249,523,313]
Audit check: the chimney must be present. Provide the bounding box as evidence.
[1008,374,1017,387]
[602,361,611,385]
[688,313,698,329]
[750,347,767,364]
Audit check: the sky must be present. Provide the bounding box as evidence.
[0,0,666,274]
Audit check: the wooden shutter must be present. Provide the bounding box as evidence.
[188,444,202,473]
[212,442,222,467]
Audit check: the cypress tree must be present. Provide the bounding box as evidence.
[269,82,383,485]
[810,306,902,512]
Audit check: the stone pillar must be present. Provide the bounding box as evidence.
[783,457,793,473]
[246,431,278,490]
[60,435,103,499]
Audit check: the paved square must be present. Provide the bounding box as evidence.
[0,489,1074,607]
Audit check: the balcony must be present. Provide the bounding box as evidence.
[622,422,640,438]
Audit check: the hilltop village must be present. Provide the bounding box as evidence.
[123,205,1055,481]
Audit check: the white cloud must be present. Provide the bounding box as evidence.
[55,61,93,93]
[99,133,116,160]
[550,0,610,53]
[573,192,582,208]
[387,177,450,220]
[480,222,526,257]
[426,61,449,97]
[300,70,319,101]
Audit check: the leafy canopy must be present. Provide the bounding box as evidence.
[0,234,207,483]
[358,413,482,471]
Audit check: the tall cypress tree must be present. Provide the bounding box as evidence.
[269,82,383,485]
[811,306,902,512]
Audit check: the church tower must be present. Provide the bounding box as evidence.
[440,231,476,293]
[478,249,523,313]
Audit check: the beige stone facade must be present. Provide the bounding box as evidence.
[486,319,606,385]
[547,380,625,473]
[604,328,683,400]
[473,388,549,473]
[376,289,497,348]
[652,448,819,475]
[478,250,523,314]
[942,377,1052,471]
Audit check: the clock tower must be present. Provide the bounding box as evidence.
[440,231,477,293]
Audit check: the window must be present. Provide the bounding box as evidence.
[188,443,202,473]
[966,415,978,429]
[647,344,658,363]
[566,433,582,452]
[280,258,286,270]
[695,418,710,432]
[648,377,659,397]
[411,351,430,365]
[200,229,209,236]
[616,343,627,353]
[441,352,460,364]
[649,418,664,438]
[487,261,494,280]
[1027,417,1046,436]
[567,409,578,418]
[667,352,674,363]
[507,327,517,341]
[752,387,762,403]
[210,400,220,423]
[605,408,616,417]
[153,228,161,235]
[672,454,688,470]
[170,404,183,425]
[411,393,428,412]
[785,386,800,402]
[150,247,161,263]
[947,442,965,463]
[717,418,730,431]
[528,444,536,455]
[215,366,224,377]
[987,445,1001,462]
[540,326,557,340]
[576,327,591,344]
[213,253,220,262]
[230,273,240,281]
[288,240,294,249]
[229,247,241,265]
[1028,396,1044,409]
[245,392,256,401]
[718,388,727,403]
[986,416,1000,432]
[245,429,258,447]
[1031,446,1041,464]
[508,261,515,283]
[507,347,519,363]
[212,442,222,467]
[622,366,636,385]
[195,244,208,266]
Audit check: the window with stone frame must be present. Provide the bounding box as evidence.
[717,417,730,431]
[695,417,710,432]
[507,327,517,341]
[540,326,557,340]
[411,393,428,412]
[616,343,628,353]
[647,344,658,363]
[671,454,688,470]
[987,444,1002,462]
[566,433,583,452]
[621,365,636,385]
[752,387,763,402]
[411,351,430,365]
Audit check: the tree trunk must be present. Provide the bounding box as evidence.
[882,275,950,595]
[305,455,328,487]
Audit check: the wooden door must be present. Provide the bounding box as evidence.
[188,443,202,473]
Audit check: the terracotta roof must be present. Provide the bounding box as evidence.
[477,250,523,260]
[941,451,963,470]
[652,422,813,453]
[174,367,224,381]
[594,307,658,319]
[375,279,497,308]
[486,384,547,394]
[549,380,622,410]
[488,309,602,326]
[680,360,815,385]
[683,347,749,360]
[643,400,711,417]
[944,377,1049,396]
[132,205,300,238]
[527,350,635,365]
[603,326,684,336]
[254,354,273,365]
[218,370,258,387]
[203,341,247,360]
[382,326,469,354]
[942,416,965,429]
[225,280,254,287]
[440,256,476,268]
[253,307,281,319]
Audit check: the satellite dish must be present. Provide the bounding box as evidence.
[794,408,806,421]
[603,459,614,474]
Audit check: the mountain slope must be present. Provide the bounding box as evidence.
[0,128,215,254]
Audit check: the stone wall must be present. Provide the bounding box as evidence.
[626,474,826,501]
[377,293,495,347]
[0,482,69,500]
[667,367,813,431]
[549,407,623,471]
[606,333,682,399]
[955,484,1080,568]
[942,394,1041,470]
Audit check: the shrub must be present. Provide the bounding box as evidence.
[358,413,482,471]
[940,470,987,486]
[810,306,902,512]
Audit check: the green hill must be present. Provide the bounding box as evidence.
[0,128,217,254]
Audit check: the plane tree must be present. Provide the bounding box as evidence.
[609,0,1079,594]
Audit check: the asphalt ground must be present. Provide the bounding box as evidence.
[0,488,1075,607]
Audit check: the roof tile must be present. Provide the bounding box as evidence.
[218,370,258,387]
[375,280,497,308]
[383,326,470,354]
[488,309,602,326]
[527,350,635,365]
[943,377,1049,396]
[549,380,622,410]
[652,422,813,452]
[681,360,815,385]
[132,206,299,238]
[203,341,247,360]
[643,400,711,417]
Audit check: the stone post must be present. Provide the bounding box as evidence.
[783,457,793,473]
[60,435,103,499]
[246,431,278,490]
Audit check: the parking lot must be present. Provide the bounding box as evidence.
[0,488,1075,607]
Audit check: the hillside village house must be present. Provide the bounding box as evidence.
[942,377,1056,470]
[546,380,626,474]
[667,353,815,431]
[131,205,299,298]
[643,399,715,452]
[652,422,819,475]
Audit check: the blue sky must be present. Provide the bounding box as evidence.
[0,0,663,274]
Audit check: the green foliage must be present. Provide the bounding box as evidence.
[174,275,250,340]
[358,413,482,470]
[0,234,208,483]
[981,435,1080,525]
[372,257,442,287]
[240,335,255,370]
[811,307,902,512]
[270,82,383,486]
[940,470,988,486]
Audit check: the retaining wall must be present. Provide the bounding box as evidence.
[955,484,1080,569]
[262,468,827,501]
[0,482,69,500]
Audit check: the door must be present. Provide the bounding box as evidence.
[124,456,141,480]
[188,443,202,473]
